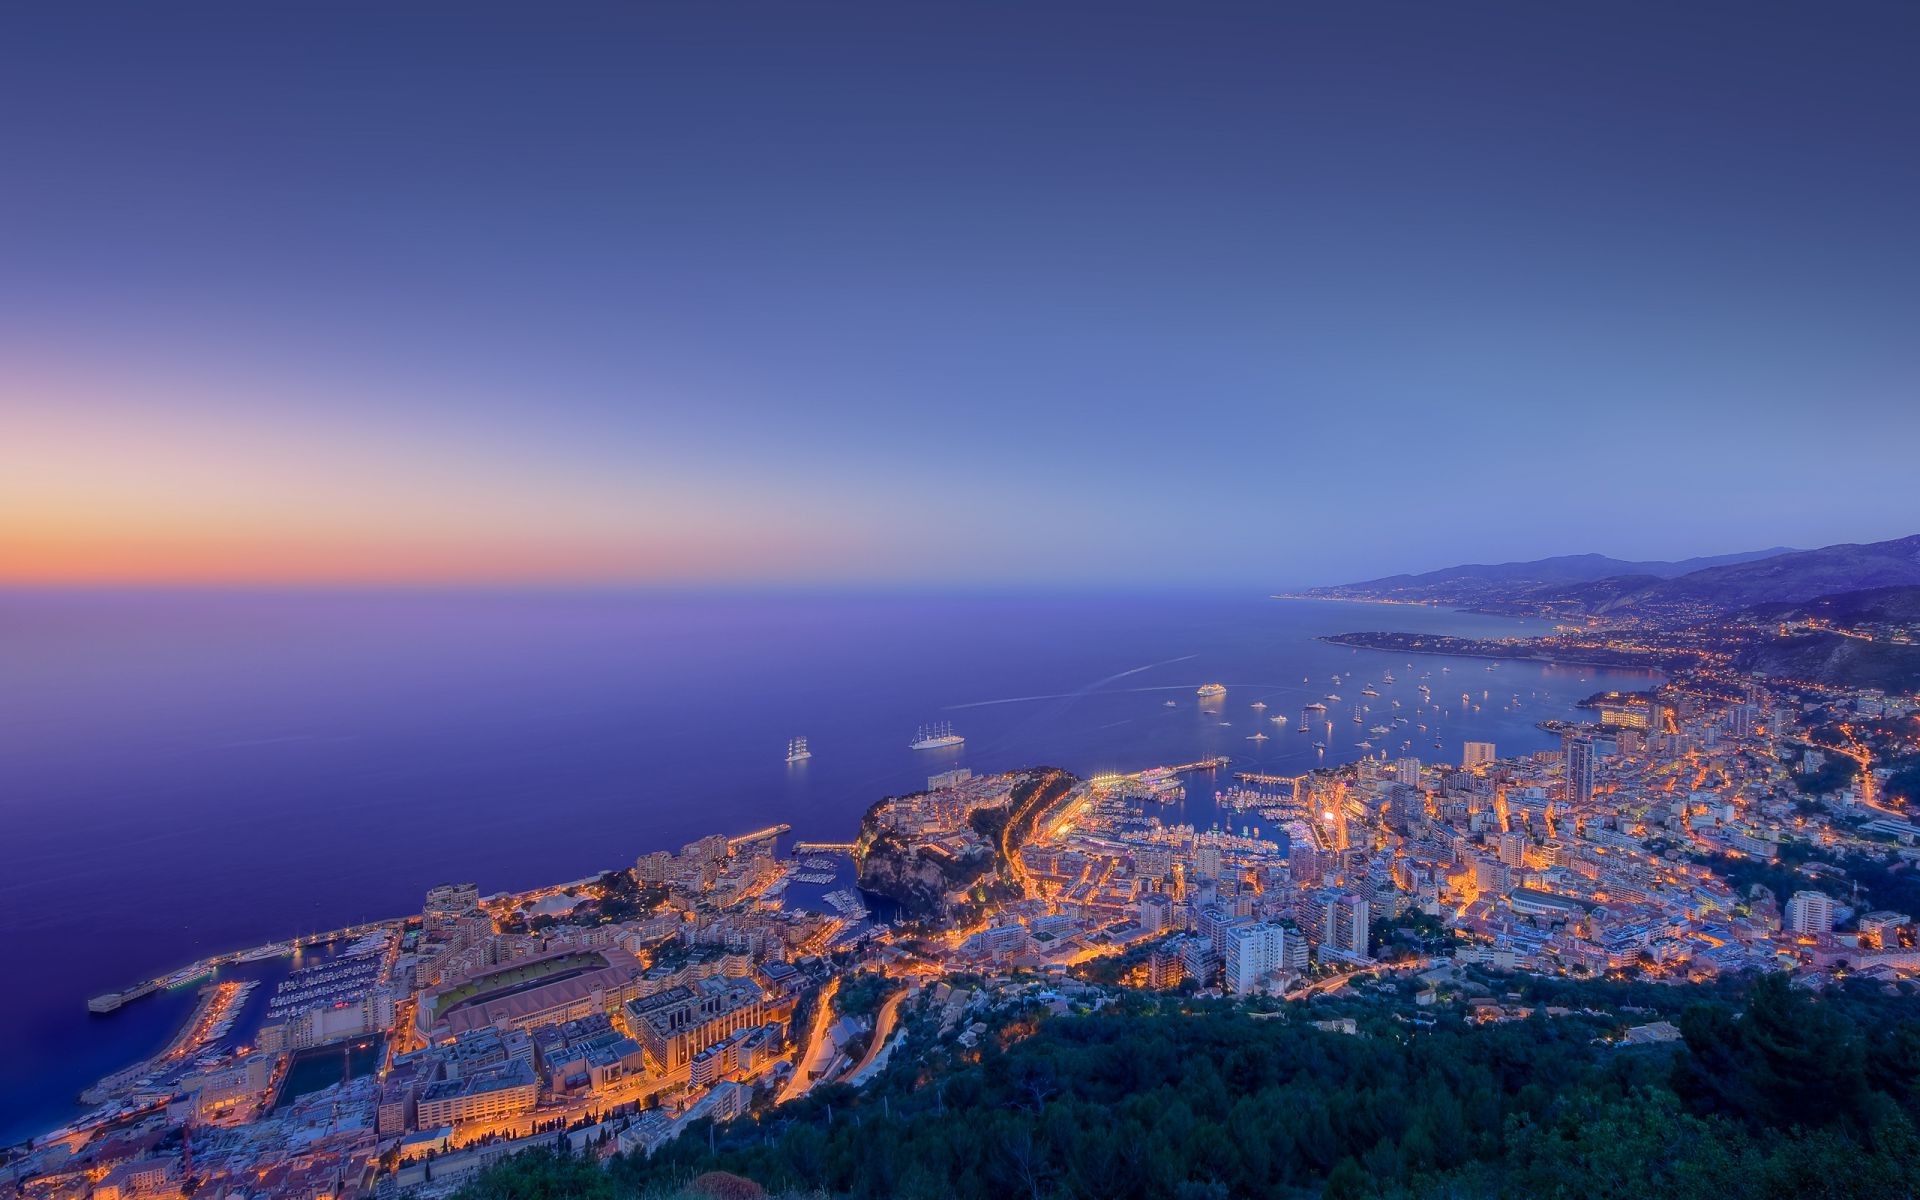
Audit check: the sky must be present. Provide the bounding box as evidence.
[2,1,1917,588]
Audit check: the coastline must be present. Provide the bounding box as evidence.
[1318,631,1666,679]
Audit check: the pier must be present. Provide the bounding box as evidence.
[1170,756,1231,774]
[792,841,856,854]
[727,823,792,849]
[1235,771,1307,789]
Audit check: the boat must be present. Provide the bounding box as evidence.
[1313,741,1326,750]
[1303,701,1327,713]
[910,722,965,750]
[1361,686,1379,697]
[1251,700,1267,710]
[1163,699,1178,707]
[1327,693,1342,701]
[1356,740,1373,750]
[1197,683,1228,698]
[786,737,812,763]
[1248,731,1267,742]
[1370,725,1391,734]
[1270,714,1288,727]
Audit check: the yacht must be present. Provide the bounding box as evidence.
[1197,683,1228,698]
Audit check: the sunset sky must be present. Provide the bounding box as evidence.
[4,1,1917,587]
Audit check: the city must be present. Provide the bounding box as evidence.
[9,591,1918,1198]
[5,2,1920,1198]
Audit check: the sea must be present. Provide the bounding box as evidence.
[0,588,1656,1144]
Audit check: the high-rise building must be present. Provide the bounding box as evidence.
[1288,832,1322,888]
[425,883,480,918]
[1223,922,1287,995]
[634,852,674,885]
[1180,935,1218,985]
[1784,890,1836,935]
[1496,831,1527,869]
[1462,742,1496,770]
[1326,894,1371,960]
[1139,892,1173,934]
[1194,844,1223,880]
[1393,757,1421,787]
[1133,844,1173,882]
[1563,735,1596,805]
[1147,944,1185,989]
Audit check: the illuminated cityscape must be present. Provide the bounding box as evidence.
[5,2,1920,1198]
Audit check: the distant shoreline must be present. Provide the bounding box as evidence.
[1319,631,1664,678]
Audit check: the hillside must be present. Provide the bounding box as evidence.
[1552,535,1920,616]
[1302,535,1920,619]
[1732,631,1920,694]
[1297,547,1791,607]
[1747,584,1920,626]
[453,975,1920,1200]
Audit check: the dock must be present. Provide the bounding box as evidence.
[728,823,792,849]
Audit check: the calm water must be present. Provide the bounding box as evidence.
[0,590,1653,1143]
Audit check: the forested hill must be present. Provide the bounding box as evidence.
[454,974,1920,1200]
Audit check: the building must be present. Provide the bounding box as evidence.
[1564,735,1596,806]
[1325,894,1371,960]
[415,1061,538,1128]
[1133,844,1173,882]
[1194,844,1223,880]
[1462,742,1496,770]
[625,978,774,1076]
[1784,890,1836,936]
[1223,922,1287,995]
[1139,892,1173,934]
[635,851,674,884]
[425,883,481,918]
[1147,943,1185,989]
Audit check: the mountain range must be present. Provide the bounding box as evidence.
[1302,534,1920,618]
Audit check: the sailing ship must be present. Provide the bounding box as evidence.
[910,722,965,750]
[786,737,812,763]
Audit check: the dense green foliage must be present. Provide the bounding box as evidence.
[454,974,1920,1200]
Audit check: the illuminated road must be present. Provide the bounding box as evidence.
[845,987,908,1085]
[777,978,840,1105]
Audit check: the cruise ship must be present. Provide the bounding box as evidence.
[1196,683,1228,698]
[910,722,964,750]
[786,736,812,763]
